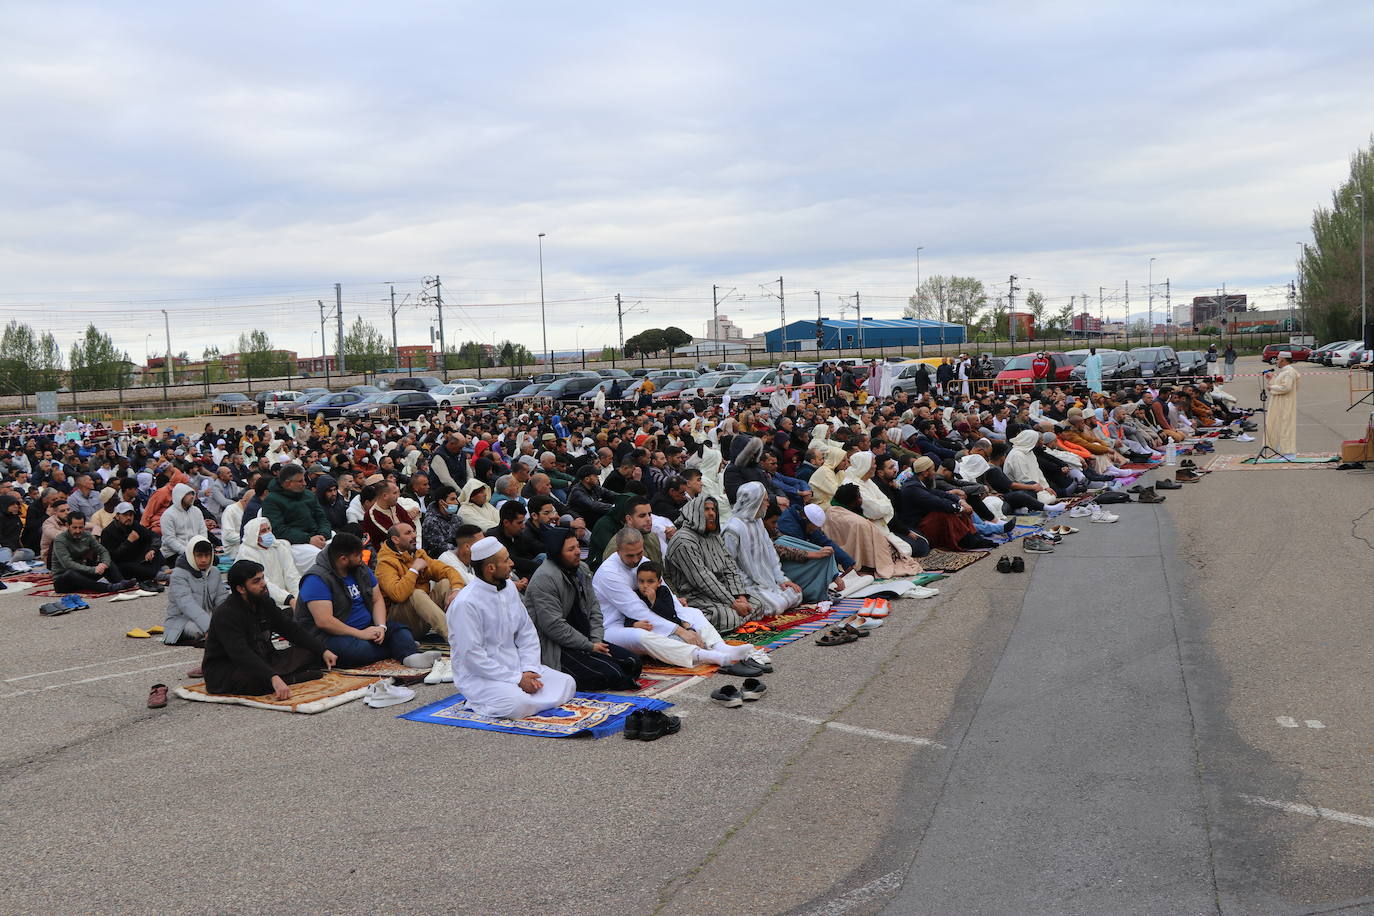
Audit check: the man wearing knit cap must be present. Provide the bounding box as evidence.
[447,536,576,719]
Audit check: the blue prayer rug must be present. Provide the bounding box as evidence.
[398,691,672,739]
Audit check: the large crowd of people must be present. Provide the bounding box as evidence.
[1,358,1255,714]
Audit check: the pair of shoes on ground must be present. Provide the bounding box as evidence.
[996,555,1026,573]
[422,657,454,685]
[816,625,863,646]
[363,679,416,708]
[1045,524,1078,536]
[39,593,91,616]
[1022,535,1056,554]
[624,708,683,739]
[719,649,773,677]
[710,678,767,708]
[125,625,166,639]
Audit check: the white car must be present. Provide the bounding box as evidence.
[725,368,780,399]
[1333,342,1373,367]
[430,383,483,408]
[263,390,309,417]
[448,384,492,406]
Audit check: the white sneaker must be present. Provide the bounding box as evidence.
[908,585,940,598]
[363,680,416,708]
[839,571,875,596]
[1068,506,1094,518]
[1091,510,1119,523]
[423,657,453,685]
[1236,434,1255,442]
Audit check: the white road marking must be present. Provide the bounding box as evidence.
[797,869,906,916]
[1275,716,1299,728]
[1241,795,1374,830]
[679,695,944,748]
[4,648,180,682]
[1305,719,1326,729]
[0,660,191,699]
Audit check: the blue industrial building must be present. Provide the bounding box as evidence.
[763,317,965,352]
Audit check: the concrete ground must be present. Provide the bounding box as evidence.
[3,356,1373,915]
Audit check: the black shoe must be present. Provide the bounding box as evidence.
[1002,518,1017,534]
[1137,488,1166,504]
[638,710,668,741]
[659,712,682,736]
[1156,479,1182,490]
[1127,485,1147,494]
[740,678,767,701]
[996,556,1012,573]
[39,601,71,617]
[1010,556,1025,573]
[623,710,644,740]
[138,580,165,593]
[961,535,997,550]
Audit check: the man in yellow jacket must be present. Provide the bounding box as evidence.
[375,521,465,639]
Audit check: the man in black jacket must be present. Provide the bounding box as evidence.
[895,456,994,551]
[203,560,336,698]
[99,502,165,585]
[567,464,615,526]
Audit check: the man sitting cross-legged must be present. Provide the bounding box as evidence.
[446,536,576,719]
[50,513,136,593]
[592,527,755,670]
[375,522,464,641]
[203,559,337,699]
[294,532,440,670]
[525,527,641,691]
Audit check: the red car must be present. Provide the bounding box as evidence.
[994,352,1075,391]
[1262,344,1312,363]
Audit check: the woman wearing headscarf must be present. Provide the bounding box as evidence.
[823,484,925,579]
[236,515,301,609]
[664,494,754,632]
[806,446,848,509]
[723,436,772,503]
[721,482,801,617]
[457,478,500,531]
[1005,429,1055,504]
[695,438,731,521]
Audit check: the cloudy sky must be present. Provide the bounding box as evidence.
[2,1,1371,363]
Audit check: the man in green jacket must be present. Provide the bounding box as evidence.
[51,514,136,593]
[262,464,332,574]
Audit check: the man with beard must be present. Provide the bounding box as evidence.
[663,494,754,632]
[100,501,164,587]
[203,560,337,699]
[447,537,576,719]
[896,456,994,551]
[525,527,641,691]
[871,454,931,558]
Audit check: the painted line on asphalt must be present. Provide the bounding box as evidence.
[1276,716,1299,727]
[1305,719,1326,729]
[678,695,944,748]
[797,869,905,916]
[4,648,181,682]
[1241,795,1374,830]
[0,660,190,699]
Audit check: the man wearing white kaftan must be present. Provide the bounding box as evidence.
[1264,353,1300,458]
[447,538,574,719]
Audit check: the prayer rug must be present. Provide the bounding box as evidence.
[919,549,990,572]
[1120,462,1163,471]
[174,672,380,714]
[399,691,672,738]
[2,572,52,585]
[415,637,451,655]
[623,672,700,699]
[641,659,720,677]
[335,660,433,679]
[1208,453,1339,472]
[29,586,111,598]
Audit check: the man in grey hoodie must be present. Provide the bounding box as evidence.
[164,535,225,646]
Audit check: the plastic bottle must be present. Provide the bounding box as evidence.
[1165,439,1177,466]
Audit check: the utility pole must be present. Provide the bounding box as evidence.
[1125,280,1130,333]
[389,284,399,370]
[617,294,625,354]
[161,308,173,385]
[435,276,445,380]
[318,300,331,385]
[777,276,787,354]
[814,290,822,355]
[1099,287,1104,329]
[855,291,863,350]
[335,283,345,375]
[1165,279,1171,337]
[711,285,719,350]
[1288,280,1297,334]
[1007,275,1019,346]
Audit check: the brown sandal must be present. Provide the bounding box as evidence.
[147,684,168,709]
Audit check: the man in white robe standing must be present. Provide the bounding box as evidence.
[1264,351,1300,459]
[447,536,575,719]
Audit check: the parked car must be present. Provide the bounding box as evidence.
[652,378,697,402]
[725,368,782,399]
[389,376,444,392]
[1261,343,1313,363]
[503,382,553,403]
[345,384,382,397]
[1176,351,1211,377]
[264,390,310,417]
[1318,340,1363,366]
[1331,341,1371,367]
[595,368,633,379]
[542,376,602,402]
[281,391,332,419]
[293,391,365,420]
[301,387,331,398]
[1127,346,1181,381]
[1067,350,1140,385]
[210,392,256,415]
[647,369,698,382]
[467,379,531,405]
[993,353,1076,391]
[716,362,750,373]
[1307,340,1351,364]
[692,372,743,396]
[429,383,483,408]
[340,390,437,420]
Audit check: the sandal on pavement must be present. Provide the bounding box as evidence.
[125,628,151,639]
[719,660,767,677]
[711,684,744,707]
[147,684,168,709]
[816,627,858,647]
[740,678,767,701]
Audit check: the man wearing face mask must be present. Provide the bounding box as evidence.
[447,537,576,719]
[376,521,464,640]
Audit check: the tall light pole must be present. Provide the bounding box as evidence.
[916,246,925,357]
[537,232,549,370]
[161,308,173,385]
[1148,257,1157,339]
[1356,193,1367,344]
[1296,241,1307,336]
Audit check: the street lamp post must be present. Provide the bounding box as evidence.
[916,246,925,356]
[1148,257,1157,340]
[538,232,549,371]
[1357,194,1367,345]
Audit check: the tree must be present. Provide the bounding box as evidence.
[342,317,392,373]
[625,329,667,357]
[0,320,63,396]
[661,326,693,352]
[494,340,533,374]
[1299,135,1374,342]
[68,324,131,391]
[1043,301,1074,335]
[237,330,291,379]
[905,275,987,328]
[1024,290,1047,327]
[444,341,492,371]
[202,345,221,360]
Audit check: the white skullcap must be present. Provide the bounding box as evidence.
[470,536,505,562]
[804,504,827,527]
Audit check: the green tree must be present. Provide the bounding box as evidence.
[661,326,693,352]
[495,340,533,374]
[625,329,667,357]
[0,320,64,396]
[237,330,292,379]
[342,317,392,373]
[1299,135,1373,342]
[905,275,987,327]
[446,341,492,370]
[68,324,131,391]
[600,346,620,361]
[1024,290,1047,327]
